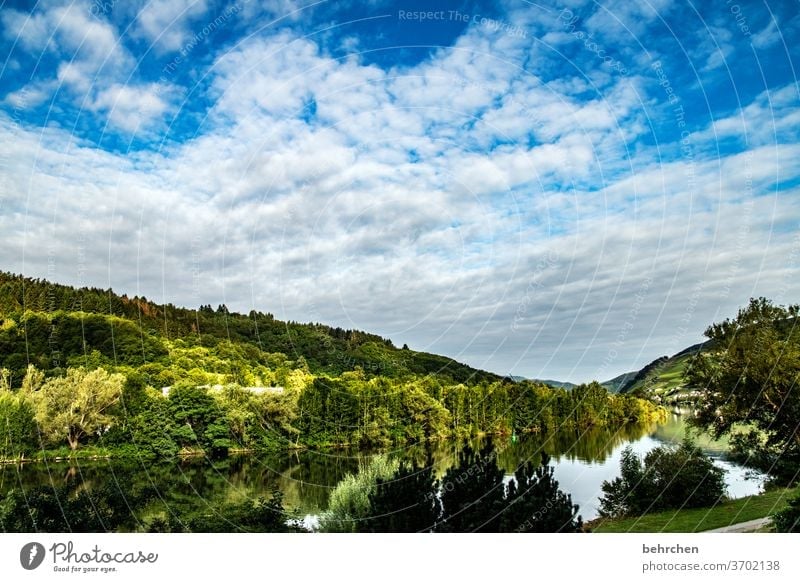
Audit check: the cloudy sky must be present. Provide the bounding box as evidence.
[0,0,798,382]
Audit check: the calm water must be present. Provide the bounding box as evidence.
[0,412,765,529]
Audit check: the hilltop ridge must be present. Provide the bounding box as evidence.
[0,271,499,386]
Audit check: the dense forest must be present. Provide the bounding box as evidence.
[0,271,500,383]
[0,271,663,460]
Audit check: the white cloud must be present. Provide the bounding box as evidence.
[1,1,179,134]
[584,0,676,37]
[751,17,780,49]
[3,84,53,109]
[1,9,799,382]
[52,3,121,64]
[694,84,800,146]
[90,83,177,132]
[133,0,210,53]
[0,8,53,53]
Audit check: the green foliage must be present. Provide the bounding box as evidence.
[157,490,300,533]
[437,442,506,532]
[502,453,583,532]
[295,373,658,449]
[361,463,441,532]
[0,271,497,383]
[686,297,800,483]
[318,455,399,532]
[599,440,726,518]
[0,480,155,533]
[128,390,179,457]
[168,385,232,456]
[28,367,124,450]
[772,489,800,533]
[0,271,662,460]
[0,370,38,458]
[2,365,660,459]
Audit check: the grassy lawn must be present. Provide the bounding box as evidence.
[589,487,797,533]
[655,358,688,391]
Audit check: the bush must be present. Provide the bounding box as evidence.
[436,442,506,532]
[599,439,727,518]
[502,453,583,532]
[129,391,179,457]
[772,490,800,532]
[0,390,38,458]
[361,463,441,532]
[318,455,399,532]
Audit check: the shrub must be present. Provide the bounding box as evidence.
[318,455,399,532]
[772,490,800,533]
[361,463,441,532]
[0,388,38,458]
[503,453,583,532]
[599,439,726,518]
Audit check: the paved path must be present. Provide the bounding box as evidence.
[705,517,772,533]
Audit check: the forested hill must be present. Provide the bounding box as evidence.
[615,342,714,401]
[0,271,499,386]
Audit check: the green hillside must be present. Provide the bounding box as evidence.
[0,271,663,459]
[533,379,578,391]
[618,342,711,404]
[506,376,578,391]
[600,371,638,393]
[0,271,498,387]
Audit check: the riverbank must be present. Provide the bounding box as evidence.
[0,415,665,465]
[588,487,797,533]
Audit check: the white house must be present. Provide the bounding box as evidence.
[160,385,284,397]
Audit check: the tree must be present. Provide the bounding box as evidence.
[437,442,506,532]
[0,368,38,458]
[501,452,582,532]
[168,384,232,456]
[362,463,441,532]
[686,297,800,482]
[28,367,124,450]
[772,490,800,533]
[598,440,726,518]
[129,389,179,457]
[318,455,399,532]
[598,446,648,518]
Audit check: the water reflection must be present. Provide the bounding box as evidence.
[0,415,765,531]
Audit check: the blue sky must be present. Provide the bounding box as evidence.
[1,0,799,382]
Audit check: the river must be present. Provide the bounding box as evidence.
[0,412,765,530]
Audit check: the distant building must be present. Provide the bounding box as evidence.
[160,385,284,397]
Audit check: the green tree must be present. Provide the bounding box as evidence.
[0,368,38,458]
[318,455,399,532]
[437,442,506,532]
[361,462,441,532]
[168,385,232,456]
[28,367,124,450]
[598,440,726,517]
[772,490,800,533]
[686,297,800,482]
[501,452,582,532]
[129,389,179,457]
